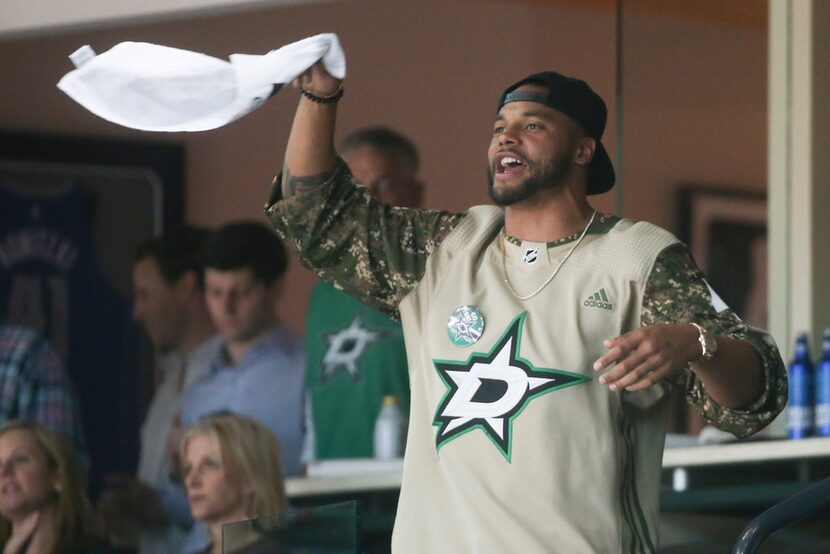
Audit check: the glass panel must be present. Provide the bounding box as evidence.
[222,501,359,554]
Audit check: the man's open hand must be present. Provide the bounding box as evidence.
[593,323,700,391]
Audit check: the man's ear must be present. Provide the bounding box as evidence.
[573,137,597,168]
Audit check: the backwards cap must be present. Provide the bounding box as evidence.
[498,71,615,195]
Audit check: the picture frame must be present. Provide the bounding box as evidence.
[677,186,768,328]
[0,129,185,494]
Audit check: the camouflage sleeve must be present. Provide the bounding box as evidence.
[641,243,787,438]
[264,157,464,319]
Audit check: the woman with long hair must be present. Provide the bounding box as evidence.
[0,420,105,554]
[181,413,287,554]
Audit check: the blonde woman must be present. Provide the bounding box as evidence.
[181,413,287,554]
[0,420,107,554]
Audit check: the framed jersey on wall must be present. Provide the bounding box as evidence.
[0,130,185,497]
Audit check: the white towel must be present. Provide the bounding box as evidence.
[57,33,346,132]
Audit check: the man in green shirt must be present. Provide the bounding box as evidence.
[265,64,786,553]
[304,127,423,460]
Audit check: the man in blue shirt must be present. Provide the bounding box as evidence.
[178,221,305,476]
[172,222,304,554]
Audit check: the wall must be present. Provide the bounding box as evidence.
[0,0,765,336]
[0,0,323,38]
[621,12,767,229]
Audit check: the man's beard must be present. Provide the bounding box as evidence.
[487,154,570,206]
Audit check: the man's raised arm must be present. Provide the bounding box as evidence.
[282,62,343,196]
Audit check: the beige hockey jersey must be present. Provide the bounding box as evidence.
[393,206,677,554]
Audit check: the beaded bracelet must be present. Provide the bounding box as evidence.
[300,84,344,104]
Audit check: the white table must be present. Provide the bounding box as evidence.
[286,437,830,499]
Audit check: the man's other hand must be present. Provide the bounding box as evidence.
[593,323,700,392]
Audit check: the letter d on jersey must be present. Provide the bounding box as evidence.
[433,313,590,461]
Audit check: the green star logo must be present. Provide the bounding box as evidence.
[433,312,590,461]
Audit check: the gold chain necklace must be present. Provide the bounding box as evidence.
[501,210,597,301]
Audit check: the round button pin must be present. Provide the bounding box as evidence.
[447,305,485,347]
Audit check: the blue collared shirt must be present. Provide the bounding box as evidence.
[179,325,306,477]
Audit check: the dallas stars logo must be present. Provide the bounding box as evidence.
[433,312,589,461]
[320,313,397,382]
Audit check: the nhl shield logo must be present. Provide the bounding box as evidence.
[522,248,539,265]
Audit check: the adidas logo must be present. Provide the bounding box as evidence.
[584,288,614,311]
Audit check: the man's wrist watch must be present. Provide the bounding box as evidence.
[690,322,717,362]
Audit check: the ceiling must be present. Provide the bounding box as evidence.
[0,0,332,39]
[0,0,766,40]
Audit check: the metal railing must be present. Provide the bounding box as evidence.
[732,477,830,554]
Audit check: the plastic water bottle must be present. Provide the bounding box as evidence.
[816,329,830,437]
[373,395,405,459]
[787,333,814,439]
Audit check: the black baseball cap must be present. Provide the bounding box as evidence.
[497,71,615,195]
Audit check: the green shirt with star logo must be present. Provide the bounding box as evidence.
[304,280,410,460]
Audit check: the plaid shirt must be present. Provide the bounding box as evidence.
[0,324,87,462]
